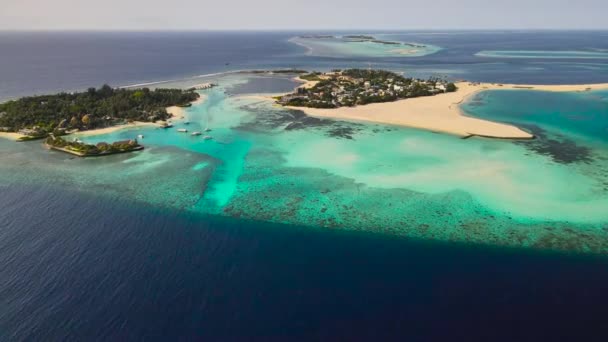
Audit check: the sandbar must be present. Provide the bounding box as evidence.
[284,82,608,139]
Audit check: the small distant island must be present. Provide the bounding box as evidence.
[45,135,143,157]
[342,35,424,47]
[298,35,335,39]
[0,84,200,141]
[278,69,457,108]
[298,34,428,48]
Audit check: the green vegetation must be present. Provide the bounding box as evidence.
[342,35,409,46]
[297,34,425,48]
[299,72,322,81]
[278,69,457,108]
[299,35,335,39]
[17,135,50,142]
[45,135,143,157]
[343,35,375,40]
[0,85,199,137]
[270,69,308,74]
[248,69,309,75]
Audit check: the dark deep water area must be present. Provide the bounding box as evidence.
[1,185,607,341]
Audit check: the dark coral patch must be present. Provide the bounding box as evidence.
[515,124,594,164]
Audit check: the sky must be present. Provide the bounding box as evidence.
[1,0,607,30]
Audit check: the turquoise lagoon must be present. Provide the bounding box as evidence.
[1,75,607,253]
[289,36,441,58]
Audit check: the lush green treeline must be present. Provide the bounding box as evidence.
[0,85,199,133]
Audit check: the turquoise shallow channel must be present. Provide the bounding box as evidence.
[1,75,607,253]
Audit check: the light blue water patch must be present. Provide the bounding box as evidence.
[77,86,256,211]
[290,35,441,58]
[463,89,608,143]
[192,162,209,171]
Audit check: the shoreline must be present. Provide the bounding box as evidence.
[73,121,159,137]
[78,93,208,137]
[166,94,207,120]
[45,142,144,157]
[293,76,319,90]
[0,132,26,141]
[1,94,207,141]
[280,81,608,139]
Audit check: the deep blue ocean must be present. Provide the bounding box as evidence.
[2,184,608,341]
[2,31,608,341]
[3,31,608,100]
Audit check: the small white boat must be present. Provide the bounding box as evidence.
[202,135,213,140]
[191,131,202,136]
[204,127,212,132]
[160,123,173,128]
[137,134,144,139]
[177,128,188,133]
[184,121,190,125]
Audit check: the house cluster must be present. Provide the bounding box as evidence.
[193,83,217,90]
[18,126,45,136]
[278,69,456,108]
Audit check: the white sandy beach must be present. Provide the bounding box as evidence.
[74,121,159,137]
[293,76,319,89]
[166,94,207,120]
[0,132,26,141]
[284,81,608,139]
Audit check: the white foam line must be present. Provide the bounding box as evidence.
[119,70,252,89]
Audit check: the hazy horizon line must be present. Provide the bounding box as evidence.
[2,28,608,33]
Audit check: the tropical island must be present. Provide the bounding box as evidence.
[298,34,428,48]
[342,35,426,47]
[0,85,200,141]
[45,135,143,157]
[278,69,457,108]
[272,69,537,139]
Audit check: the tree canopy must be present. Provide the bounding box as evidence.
[0,85,199,133]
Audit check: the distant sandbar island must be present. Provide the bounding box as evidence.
[276,69,608,139]
[294,35,433,56]
[298,34,427,48]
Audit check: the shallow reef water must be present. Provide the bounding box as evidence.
[289,35,441,58]
[2,77,607,253]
